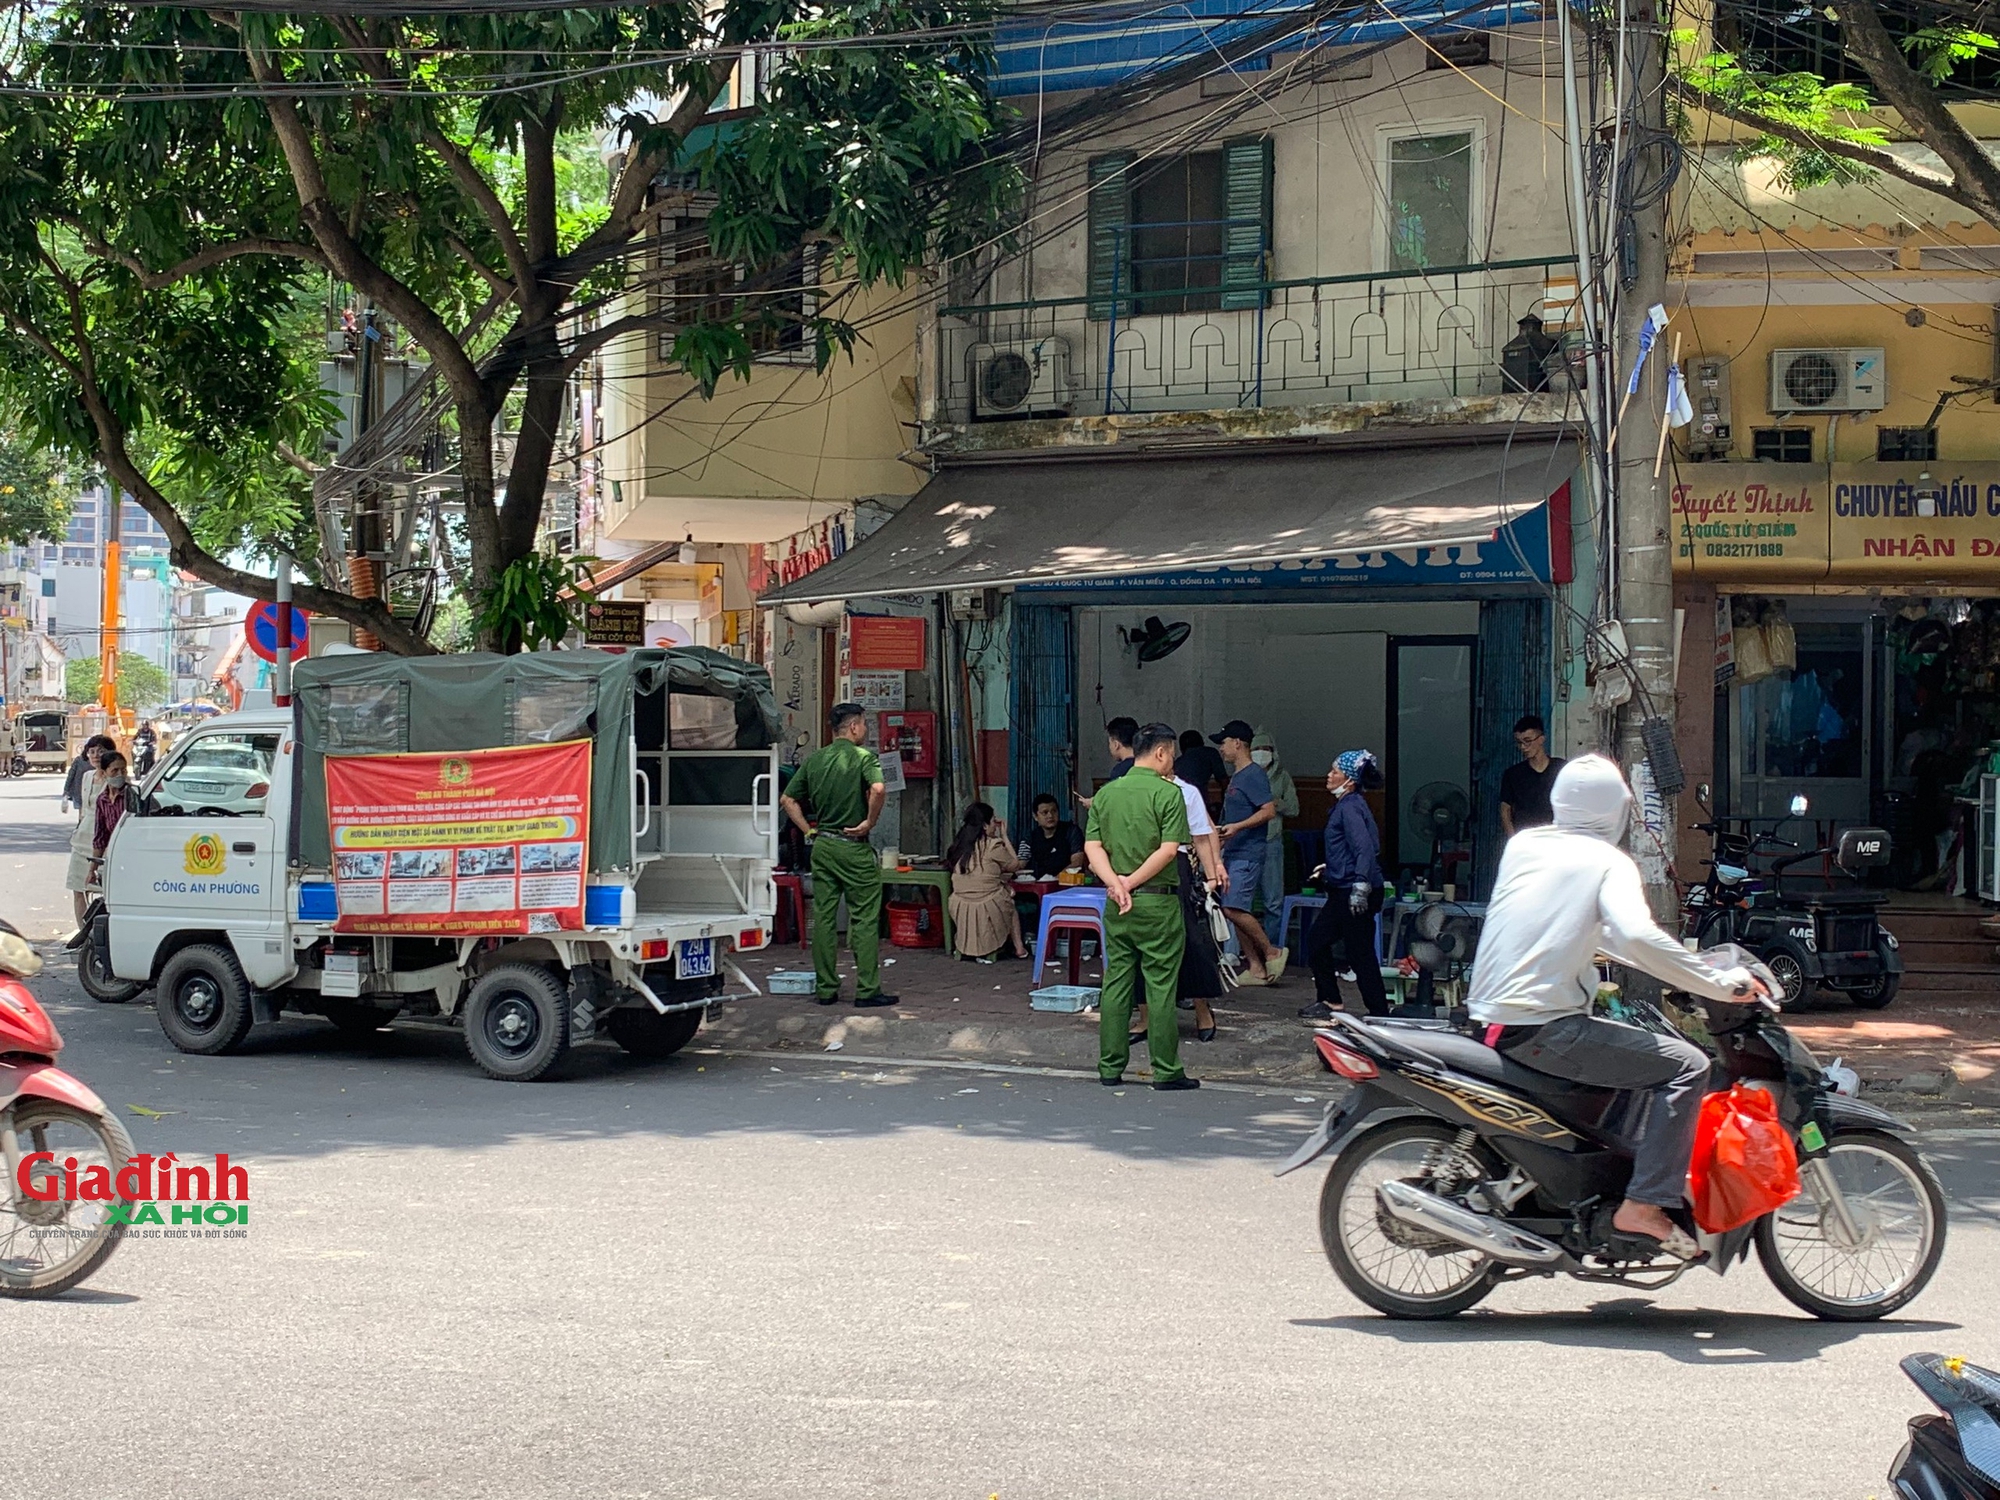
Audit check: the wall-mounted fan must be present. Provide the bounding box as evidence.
[1119,615,1190,667]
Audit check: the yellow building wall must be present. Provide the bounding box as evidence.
[1671,297,2000,465]
[598,280,923,545]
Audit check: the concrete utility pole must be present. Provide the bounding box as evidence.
[1611,0,1680,916]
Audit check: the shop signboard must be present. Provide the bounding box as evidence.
[1673,463,2000,582]
[325,740,590,935]
[1670,468,1822,580]
[1019,498,1562,594]
[1713,593,1735,688]
[582,600,645,646]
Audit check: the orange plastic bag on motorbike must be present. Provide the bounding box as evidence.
[1687,1084,1802,1234]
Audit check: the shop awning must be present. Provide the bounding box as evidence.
[760,438,1579,605]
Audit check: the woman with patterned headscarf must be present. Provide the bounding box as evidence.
[1298,749,1389,1020]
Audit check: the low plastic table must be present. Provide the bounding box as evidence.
[882,868,956,957]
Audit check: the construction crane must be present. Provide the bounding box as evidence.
[98,536,123,731]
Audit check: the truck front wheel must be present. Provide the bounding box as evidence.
[605,1005,704,1060]
[463,963,571,1082]
[156,945,256,1055]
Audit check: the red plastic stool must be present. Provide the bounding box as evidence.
[772,872,809,947]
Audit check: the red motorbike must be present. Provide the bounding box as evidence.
[0,920,133,1296]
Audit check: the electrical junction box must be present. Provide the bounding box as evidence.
[1688,355,1733,458]
[948,588,999,622]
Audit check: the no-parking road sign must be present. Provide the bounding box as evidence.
[245,600,311,663]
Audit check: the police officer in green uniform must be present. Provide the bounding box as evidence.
[779,703,898,1008]
[1084,722,1198,1090]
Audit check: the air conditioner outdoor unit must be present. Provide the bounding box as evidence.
[1769,348,1886,413]
[971,338,1071,419]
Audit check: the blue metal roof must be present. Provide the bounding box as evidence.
[991,0,1541,97]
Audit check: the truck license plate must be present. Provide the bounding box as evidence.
[675,938,716,981]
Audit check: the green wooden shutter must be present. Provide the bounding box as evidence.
[1220,136,1274,311]
[1086,153,1133,321]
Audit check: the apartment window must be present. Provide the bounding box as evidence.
[1752,427,1813,462]
[1877,426,1938,461]
[1386,132,1474,271]
[1087,137,1273,319]
[654,191,818,363]
[1425,34,1490,69]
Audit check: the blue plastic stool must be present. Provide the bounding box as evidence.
[1031,889,1108,986]
[1278,894,1326,951]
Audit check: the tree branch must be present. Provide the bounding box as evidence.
[327,14,540,297]
[2,267,432,653]
[1672,79,1975,202]
[1825,0,2000,223]
[443,228,516,300]
[54,219,329,289]
[574,60,738,264]
[244,43,489,411]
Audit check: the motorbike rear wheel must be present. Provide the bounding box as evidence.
[1756,1129,1945,1320]
[1318,1118,1502,1319]
[0,1101,133,1298]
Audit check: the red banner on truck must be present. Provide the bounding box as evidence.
[325,740,592,935]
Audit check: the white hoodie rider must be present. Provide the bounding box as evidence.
[1467,755,1765,1252]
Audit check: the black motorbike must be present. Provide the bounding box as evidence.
[1891,1353,2000,1499]
[1681,814,1902,1010]
[1278,960,1946,1321]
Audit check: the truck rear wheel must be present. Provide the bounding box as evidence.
[605,1005,704,1059]
[156,944,256,1055]
[78,919,144,1005]
[463,963,571,1081]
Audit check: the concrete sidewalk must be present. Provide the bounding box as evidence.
[716,940,1328,1086]
[719,937,2000,1106]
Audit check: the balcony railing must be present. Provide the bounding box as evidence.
[936,256,1572,426]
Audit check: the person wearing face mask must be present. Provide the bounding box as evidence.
[1299,750,1388,1020]
[1250,730,1298,945]
[88,751,141,887]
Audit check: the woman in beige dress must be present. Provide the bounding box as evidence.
[946,803,1030,962]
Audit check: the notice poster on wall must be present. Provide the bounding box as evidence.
[324,740,591,935]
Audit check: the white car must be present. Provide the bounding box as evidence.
[145,734,274,816]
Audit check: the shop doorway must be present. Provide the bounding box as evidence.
[1388,636,1477,883]
[1729,616,1873,826]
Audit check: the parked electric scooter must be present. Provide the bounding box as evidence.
[1682,793,1902,1010]
[0,919,133,1297]
[1890,1353,2000,1498]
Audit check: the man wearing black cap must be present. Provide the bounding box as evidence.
[1212,719,1284,986]
[779,703,897,1008]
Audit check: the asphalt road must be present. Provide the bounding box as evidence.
[4,773,1998,1500]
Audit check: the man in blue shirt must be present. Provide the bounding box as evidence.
[1211,719,1284,985]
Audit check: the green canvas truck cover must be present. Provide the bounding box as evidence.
[290,646,779,872]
